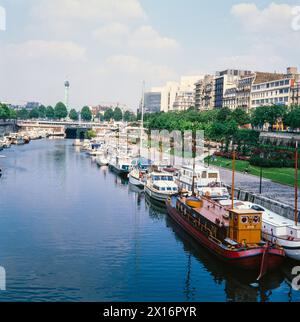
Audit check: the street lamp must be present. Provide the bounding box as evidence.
[259,152,263,194]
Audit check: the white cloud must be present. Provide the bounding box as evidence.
[231,3,295,33]
[32,0,146,22]
[229,3,300,71]
[3,40,86,62]
[93,23,179,50]
[104,54,177,80]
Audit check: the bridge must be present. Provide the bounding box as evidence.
[17,120,111,139]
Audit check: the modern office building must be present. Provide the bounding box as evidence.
[144,89,162,113]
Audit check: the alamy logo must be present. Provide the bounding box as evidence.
[0,5,6,31]
[292,266,300,291]
[291,6,300,31]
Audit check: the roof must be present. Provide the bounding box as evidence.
[253,72,286,84]
[230,209,261,215]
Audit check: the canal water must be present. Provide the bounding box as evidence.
[0,139,299,302]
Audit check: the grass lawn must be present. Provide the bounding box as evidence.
[208,156,300,187]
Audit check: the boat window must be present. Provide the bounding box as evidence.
[167,187,172,191]
[161,187,166,191]
[208,173,218,179]
[251,205,264,212]
[173,187,177,191]
[202,171,207,178]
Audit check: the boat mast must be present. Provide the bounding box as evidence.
[231,148,236,210]
[295,141,298,226]
[140,81,145,158]
[192,130,196,196]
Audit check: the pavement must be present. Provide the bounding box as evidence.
[215,166,299,208]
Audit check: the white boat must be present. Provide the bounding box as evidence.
[219,199,300,261]
[109,154,133,175]
[128,157,152,188]
[145,172,178,203]
[128,168,146,188]
[177,164,229,200]
[96,154,109,166]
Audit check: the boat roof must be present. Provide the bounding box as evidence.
[181,164,219,173]
[230,200,299,229]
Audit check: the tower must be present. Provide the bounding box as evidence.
[64,81,70,109]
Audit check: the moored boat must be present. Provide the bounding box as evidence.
[166,195,285,276]
[145,172,178,203]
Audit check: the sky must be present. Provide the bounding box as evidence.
[0,0,300,110]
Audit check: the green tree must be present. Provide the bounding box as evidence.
[81,106,92,121]
[0,104,11,120]
[231,108,250,126]
[9,109,17,119]
[264,105,286,130]
[17,108,29,120]
[46,106,55,119]
[29,108,40,119]
[113,107,123,121]
[54,102,68,120]
[38,105,47,118]
[216,107,232,122]
[123,110,135,122]
[104,108,114,121]
[86,129,96,139]
[286,106,300,130]
[69,108,79,121]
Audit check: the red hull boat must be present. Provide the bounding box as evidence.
[166,196,285,276]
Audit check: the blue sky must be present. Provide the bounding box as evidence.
[0,0,300,109]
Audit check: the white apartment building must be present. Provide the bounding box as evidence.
[160,76,204,112]
[251,78,292,108]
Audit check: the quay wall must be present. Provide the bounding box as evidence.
[229,186,300,223]
[0,121,17,136]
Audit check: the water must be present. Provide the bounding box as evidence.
[0,139,299,302]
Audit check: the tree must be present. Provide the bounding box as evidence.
[286,106,300,130]
[38,105,47,119]
[54,102,68,120]
[86,129,96,139]
[104,108,114,121]
[29,108,39,119]
[123,110,135,122]
[216,107,232,122]
[113,107,123,121]
[9,109,17,119]
[264,105,286,130]
[81,106,92,121]
[17,108,29,120]
[69,108,79,121]
[46,106,55,119]
[0,104,11,120]
[231,108,250,126]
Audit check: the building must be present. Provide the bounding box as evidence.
[25,102,40,110]
[160,76,204,112]
[172,91,194,111]
[250,68,300,109]
[291,81,300,106]
[144,88,162,113]
[194,75,215,111]
[223,87,237,110]
[214,69,251,109]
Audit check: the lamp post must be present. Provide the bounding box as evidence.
[259,153,263,194]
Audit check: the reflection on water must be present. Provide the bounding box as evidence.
[0,139,299,302]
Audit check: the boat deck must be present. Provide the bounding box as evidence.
[180,196,230,227]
